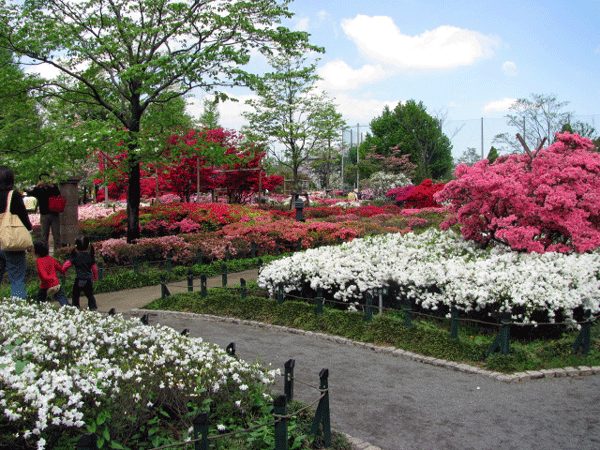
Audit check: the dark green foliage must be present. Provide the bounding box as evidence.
[145,290,600,374]
[361,100,454,182]
[486,146,499,164]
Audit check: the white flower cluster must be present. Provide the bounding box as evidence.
[0,301,275,449]
[257,229,600,322]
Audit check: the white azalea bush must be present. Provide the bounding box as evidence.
[0,300,278,450]
[257,229,600,324]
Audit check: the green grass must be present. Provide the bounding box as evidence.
[144,288,600,374]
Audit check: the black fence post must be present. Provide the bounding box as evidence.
[277,283,284,305]
[133,256,139,273]
[364,292,373,322]
[200,275,207,298]
[486,312,512,357]
[310,368,331,447]
[77,433,97,450]
[193,411,209,450]
[573,310,592,355]
[187,269,194,292]
[284,359,295,402]
[316,288,324,314]
[221,263,227,287]
[274,395,288,450]
[450,306,459,339]
[240,278,247,299]
[97,263,103,281]
[226,342,236,357]
[160,275,170,300]
[403,297,412,328]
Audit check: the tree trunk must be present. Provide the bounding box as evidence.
[126,154,141,243]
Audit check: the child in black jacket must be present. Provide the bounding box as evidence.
[62,236,98,310]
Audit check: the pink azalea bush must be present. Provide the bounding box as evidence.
[98,236,194,265]
[435,132,600,253]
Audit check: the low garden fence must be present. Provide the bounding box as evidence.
[76,314,331,450]
[159,263,598,360]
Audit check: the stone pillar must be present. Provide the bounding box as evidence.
[59,177,81,248]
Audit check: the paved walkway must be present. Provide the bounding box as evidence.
[93,269,600,450]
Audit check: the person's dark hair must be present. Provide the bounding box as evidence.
[75,235,90,251]
[34,240,49,257]
[0,166,15,191]
[75,235,95,261]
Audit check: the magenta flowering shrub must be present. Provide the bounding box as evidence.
[386,185,415,202]
[435,132,600,253]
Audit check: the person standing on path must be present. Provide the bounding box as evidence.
[0,166,33,299]
[27,173,62,249]
[62,236,98,310]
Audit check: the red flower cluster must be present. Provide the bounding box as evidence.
[405,180,445,208]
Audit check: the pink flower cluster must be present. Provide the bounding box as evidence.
[436,132,600,253]
[98,235,193,264]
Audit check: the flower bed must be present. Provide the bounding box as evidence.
[257,229,600,324]
[0,299,277,450]
[79,202,272,238]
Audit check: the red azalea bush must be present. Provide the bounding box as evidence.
[216,219,362,254]
[435,132,600,253]
[405,179,445,208]
[386,185,415,203]
[80,203,273,238]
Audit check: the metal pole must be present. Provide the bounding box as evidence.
[481,117,484,159]
[356,123,360,189]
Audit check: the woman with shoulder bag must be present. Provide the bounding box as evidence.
[0,166,33,299]
[27,172,63,249]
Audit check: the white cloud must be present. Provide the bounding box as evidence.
[317,10,329,23]
[483,97,517,114]
[341,15,501,69]
[331,93,399,124]
[294,16,310,32]
[502,61,519,76]
[317,60,389,91]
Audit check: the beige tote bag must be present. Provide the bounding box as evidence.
[0,190,34,251]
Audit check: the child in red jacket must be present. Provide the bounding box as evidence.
[34,240,71,307]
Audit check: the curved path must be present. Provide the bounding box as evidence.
[94,270,600,450]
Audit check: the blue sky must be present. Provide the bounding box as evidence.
[192,0,600,159]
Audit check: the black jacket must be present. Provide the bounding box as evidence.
[27,183,62,215]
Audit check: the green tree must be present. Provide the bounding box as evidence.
[486,146,499,164]
[197,97,221,130]
[308,101,346,189]
[0,48,44,176]
[0,0,314,241]
[243,51,352,191]
[361,100,454,182]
